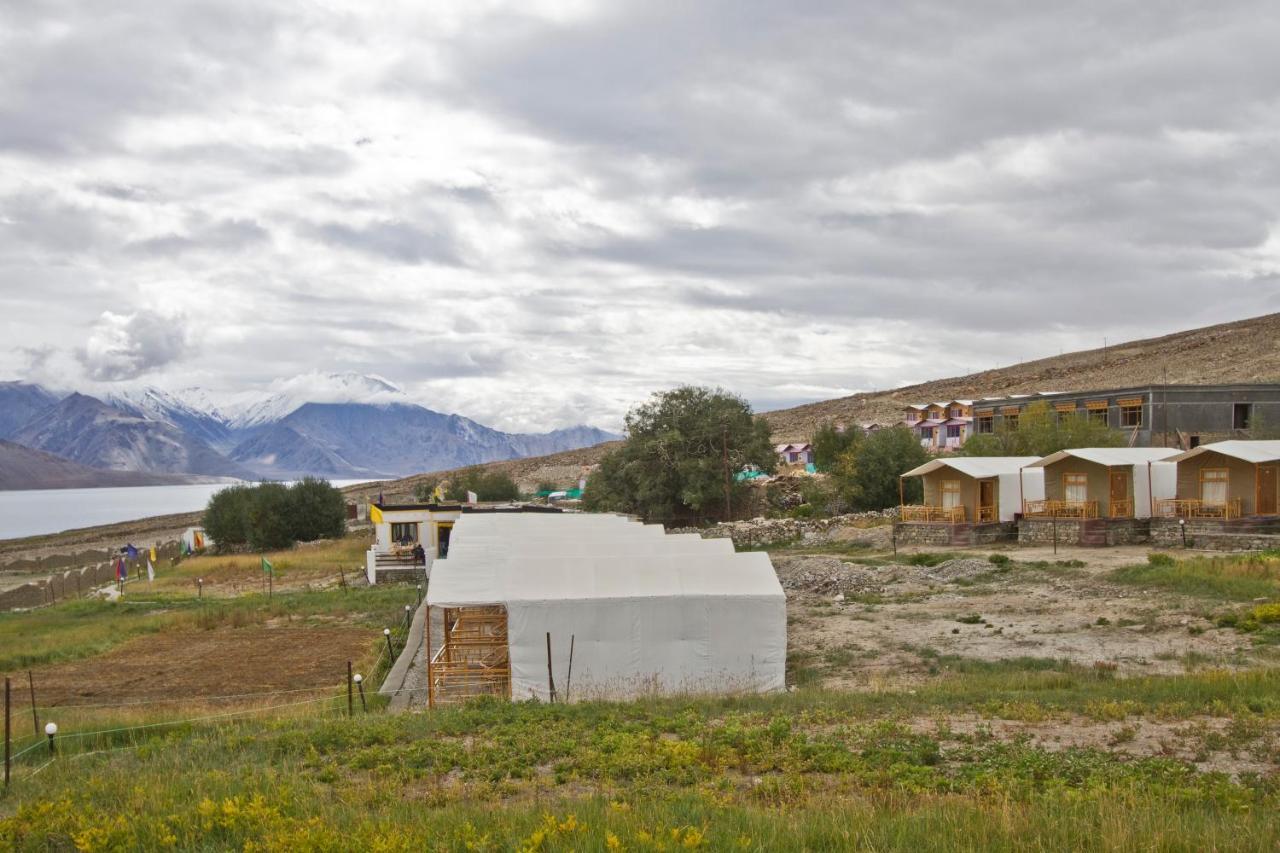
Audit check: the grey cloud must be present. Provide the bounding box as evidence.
[127,218,270,256]
[76,310,193,381]
[304,219,463,266]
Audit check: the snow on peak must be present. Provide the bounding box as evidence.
[222,372,408,427]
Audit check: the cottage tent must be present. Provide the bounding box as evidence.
[1024,448,1179,518]
[425,513,786,704]
[900,457,1045,523]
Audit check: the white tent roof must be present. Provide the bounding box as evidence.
[428,513,783,607]
[1168,440,1280,465]
[1027,447,1181,468]
[901,457,1042,479]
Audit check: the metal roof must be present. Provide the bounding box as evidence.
[1026,448,1180,468]
[1167,440,1280,465]
[901,457,1042,479]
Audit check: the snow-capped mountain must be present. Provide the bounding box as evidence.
[0,372,620,485]
[220,372,407,429]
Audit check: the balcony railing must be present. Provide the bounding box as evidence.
[1108,498,1134,519]
[1155,498,1243,520]
[899,505,966,524]
[977,505,998,523]
[1023,499,1099,519]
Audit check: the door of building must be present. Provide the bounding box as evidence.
[1109,470,1130,517]
[978,479,996,522]
[1259,465,1279,516]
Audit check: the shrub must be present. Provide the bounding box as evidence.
[1251,603,1280,624]
[1148,552,1176,567]
[988,554,1012,566]
[203,479,347,553]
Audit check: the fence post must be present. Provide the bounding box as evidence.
[384,628,395,660]
[347,661,353,718]
[4,676,10,789]
[545,632,557,704]
[27,671,38,738]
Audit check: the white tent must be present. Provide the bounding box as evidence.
[426,513,787,703]
[901,457,1045,522]
[1026,448,1179,518]
[1168,440,1280,465]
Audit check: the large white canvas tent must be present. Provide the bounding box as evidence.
[1025,448,1179,518]
[900,457,1045,522]
[425,512,786,704]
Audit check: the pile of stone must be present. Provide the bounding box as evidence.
[669,509,897,549]
[771,555,890,596]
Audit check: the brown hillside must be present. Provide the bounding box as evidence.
[351,312,1280,500]
[764,312,1280,441]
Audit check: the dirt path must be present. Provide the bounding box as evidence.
[777,545,1263,690]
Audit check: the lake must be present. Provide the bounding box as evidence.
[0,481,374,541]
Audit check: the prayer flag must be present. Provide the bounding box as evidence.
[150,546,157,562]
[369,504,384,524]
[466,490,478,505]
[115,558,126,580]
[146,559,155,582]
[432,484,445,502]
[126,544,138,560]
[261,556,273,575]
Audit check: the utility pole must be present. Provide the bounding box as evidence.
[721,425,731,522]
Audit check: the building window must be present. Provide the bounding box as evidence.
[1004,413,1019,431]
[940,480,962,508]
[1201,468,1229,506]
[1234,403,1252,430]
[976,415,994,434]
[1189,435,1201,448]
[1120,404,1143,427]
[390,521,419,544]
[947,424,962,438]
[1063,473,1088,503]
[1088,408,1108,425]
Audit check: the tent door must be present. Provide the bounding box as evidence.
[1109,470,1131,518]
[978,479,996,522]
[1259,465,1279,516]
[435,522,454,558]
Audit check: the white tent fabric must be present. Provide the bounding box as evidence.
[427,513,786,701]
[1168,440,1280,465]
[1026,448,1180,468]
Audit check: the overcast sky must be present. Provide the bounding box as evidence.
[2,1,1279,432]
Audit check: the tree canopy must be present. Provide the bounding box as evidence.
[827,425,928,510]
[960,401,1124,457]
[203,478,347,552]
[582,386,776,523]
[811,422,861,472]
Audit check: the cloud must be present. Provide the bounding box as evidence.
[76,311,193,381]
[0,1,1279,431]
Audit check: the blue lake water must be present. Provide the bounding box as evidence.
[0,481,371,541]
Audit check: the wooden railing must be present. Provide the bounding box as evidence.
[1155,499,1244,520]
[898,505,966,523]
[1108,498,1134,519]
[977,505,998,523]
[1022,499,1099,519]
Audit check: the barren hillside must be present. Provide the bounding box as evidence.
[353,312,1280,499]
[764,312,1280,441]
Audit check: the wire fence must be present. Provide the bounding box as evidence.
[3,596,423,790]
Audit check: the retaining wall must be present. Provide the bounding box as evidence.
[894,522,1016,547]
[1149,518,1280,552]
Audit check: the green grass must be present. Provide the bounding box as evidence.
[1110,553,1280,601]
[2,679,1279,851]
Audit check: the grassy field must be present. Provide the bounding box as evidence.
[2,545,1279,850]
[0,534,417,729]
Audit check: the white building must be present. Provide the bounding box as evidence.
[365,502,464,583]
[424,512,787,705]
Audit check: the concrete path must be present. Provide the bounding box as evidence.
[378,599,442,711]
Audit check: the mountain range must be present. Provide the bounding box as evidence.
[0,373,619,489]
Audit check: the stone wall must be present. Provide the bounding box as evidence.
[894,522,1016,547]
[1150,518,1280,551]
[669,509,897,549]
[1018,518,1151,547]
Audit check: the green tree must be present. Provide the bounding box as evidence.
[830,426,928,510]
[960,401,1124,457]
[443,468,521,502]
[287,478,347,542]
[202,484,256,548]
[247,482,295,551]
[811,422,861,472]
[413,478,441,502]
[583,386,776,522]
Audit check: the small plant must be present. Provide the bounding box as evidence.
[987,553,1012,566]
[905,552,948,567]
[955,614,984,625]
[1147,552,1176,567]
[1095,616,1111,626]
[1251,602,1280,624]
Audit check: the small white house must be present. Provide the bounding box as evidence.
[366,503,463,583]
[424,513,786,705]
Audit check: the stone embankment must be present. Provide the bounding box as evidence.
[670,509,897,549]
